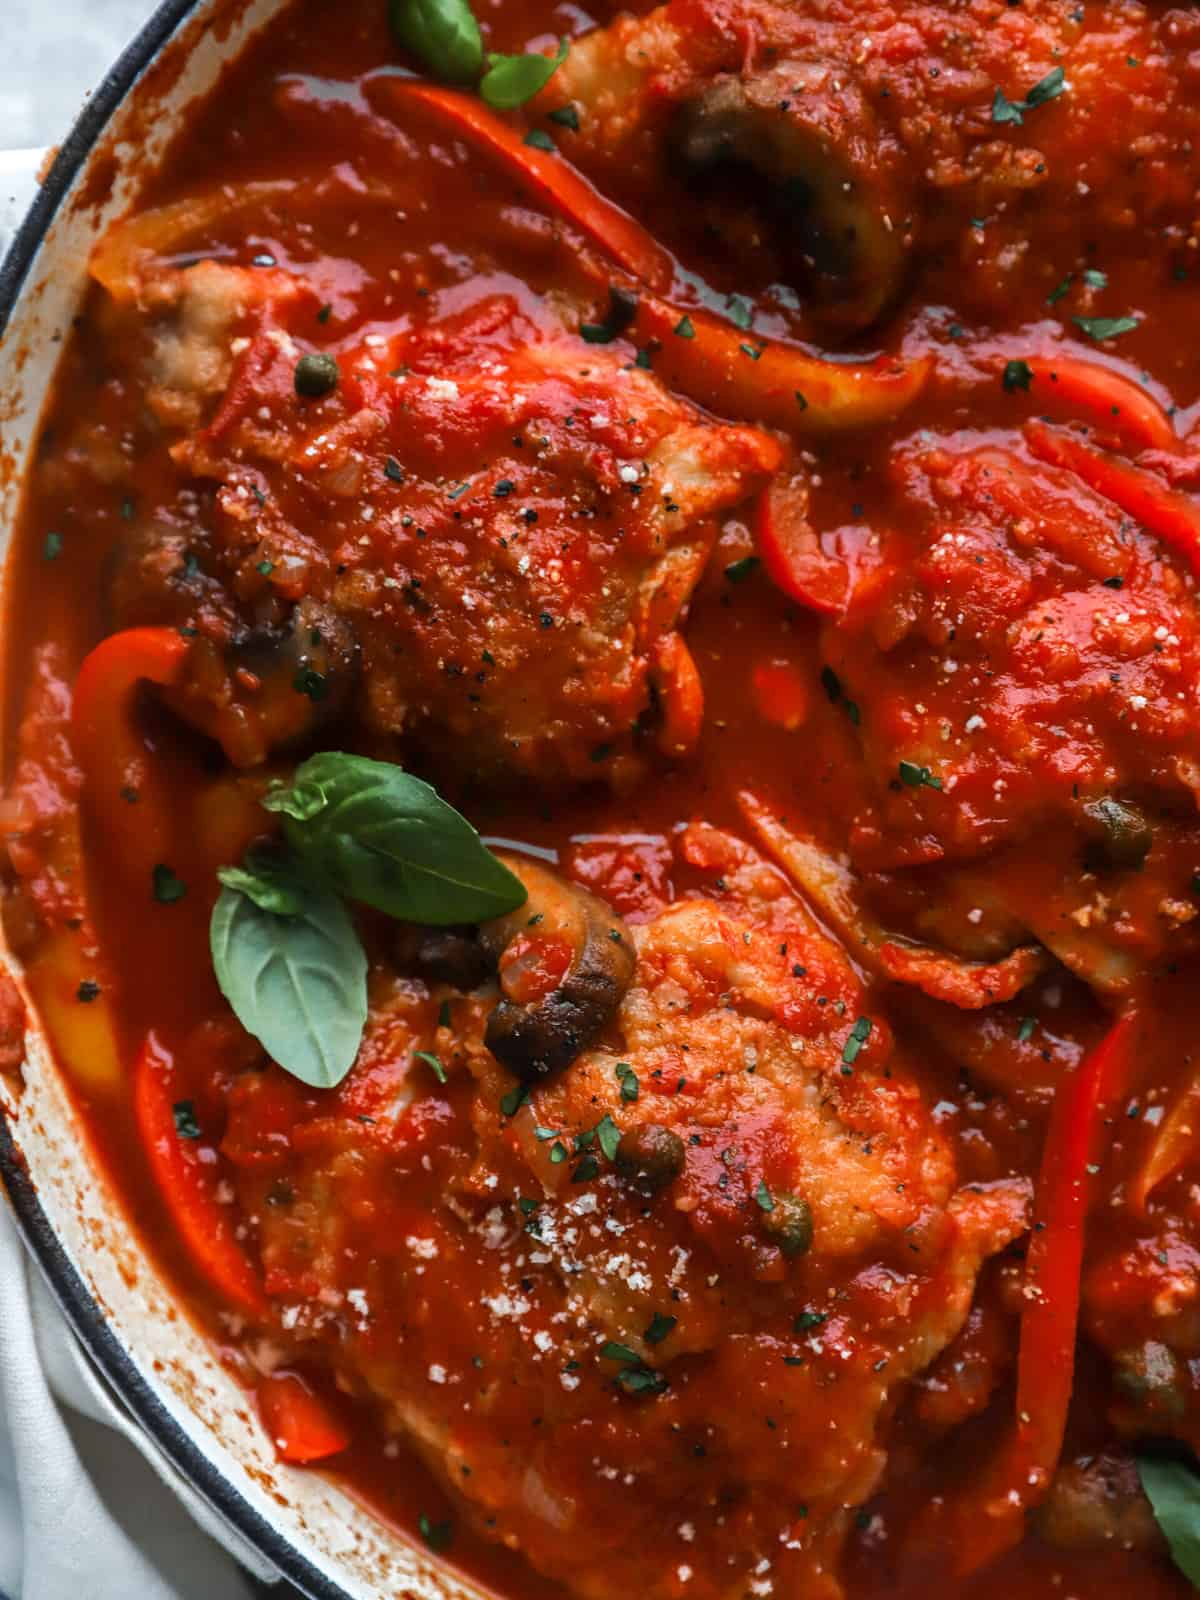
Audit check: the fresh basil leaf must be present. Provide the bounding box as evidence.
[1073,314,1139,341]
[479,38,568,110]
[217,857,305,916]
[389,0,484,84]
[210,860,368,1089]
[266,752,527,925]
[1138,1457,1200,1586]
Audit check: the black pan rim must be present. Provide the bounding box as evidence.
[0,4,359,1595]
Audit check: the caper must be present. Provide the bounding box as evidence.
[614,1123,686,1191]
[760,1192,814,1258]
[294,352,340,398]
[1081,796,1152,872]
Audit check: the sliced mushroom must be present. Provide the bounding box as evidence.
[1036,1452,1165,1555]
[1080,796,1153,873]
[480,857,636,1083]
[167,597,360,768]
[671,62,912,333]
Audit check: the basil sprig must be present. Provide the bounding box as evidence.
[389,0,567,109]
[262,752,527,924]
[479,40,568,110]
[1138,1457,1200,1587]
[211,853,368,1090]
[388,0,483,83]
[211,755,525,1090]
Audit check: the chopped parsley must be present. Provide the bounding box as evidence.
[523,128,556,152]
[992,65,1066,126]
[42,531,63,561]
[1003,359,1034,393]
[794,1311,828,1333]
[500,1082,530,1118]
[384,456,405,483]
[673,315,696,339]
[898,759,943,791]
[842,1016,873,1068]
[1017,1016,1037,1043]
[726,294,753,330]
[414,1049,447,1083]
[724,555,760,584]
[644,1313,677,1346]
[547,103,580,130]
[821,665,861,725]
[152,864,187,904]
[1074,314,1138,342]
[755,1180,775,1213]
[595,1113,621,1163]
[580,285,639,345]
[418,1514,454,1552]
[616,1061,639,1102]
[172,1100,201,1140]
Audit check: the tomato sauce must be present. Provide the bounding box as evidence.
[7,0,1200,1595]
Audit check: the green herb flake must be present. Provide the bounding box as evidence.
[571,1154,600,1183]
[1047,274,1074,306]
[173,1100,202,1139]
[595,1112,621,1163]
[739,343,762,360]
[256,559,275,577]
[724,555,760,585]
[755,1180,775,1213]
[1082,268,1108,289]
[1017,1015,1037,1043]
[673,315,695,339]
[438,999,451,1028]
[842,1015,873,1068]
[547,103,580,130]
[293,666,329,702]
[1003,359,1034,393]
[898,759,943,791]
[384,456,405,483]
[580,285,638,345]
[418,1514,454,1553]
[726,294,753,330]
[522,128,557,152]
[42,531,63,561]
[615,1061,639,1102]
[601,1341,640,1365]
[1073,315,1139,342]
[152,864,188,904]
[795,391,809,413]
[317,302,333,324]
[414,1049,447,1083]
[644,1313,677,1346]
[617,1365,668,1396]
[794,1311,828,1333]
[992,65,1066,126]
[501,1082,530,1118]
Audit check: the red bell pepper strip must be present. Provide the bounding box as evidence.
[73,628,189,888]
[948,1011,1137,1573]
[258,1371,350,1465]
[134,1034,268,1321]
[1006,356,1177,454]
[372,81,675,294]
[754,475,849,612]
[635,296,931,434]
[1026,421,1200,576]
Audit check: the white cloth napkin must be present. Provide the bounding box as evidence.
[0,1205,280,1599]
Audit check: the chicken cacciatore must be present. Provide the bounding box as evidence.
[7,0,1200,1596]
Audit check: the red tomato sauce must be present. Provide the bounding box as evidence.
[7,0,1200,1596]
